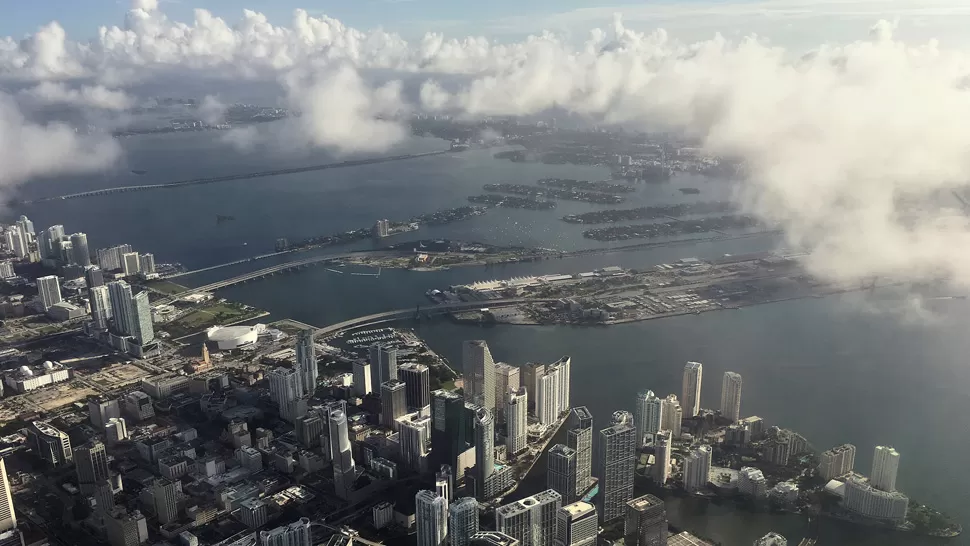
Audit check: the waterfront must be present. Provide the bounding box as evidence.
[8,130,970,545]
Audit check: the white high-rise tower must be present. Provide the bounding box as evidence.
[463,340,496,411]
[329,410,357,499]
[634,390,663,446]
[682,362,703,417]
[719,372,742,422]
[295,329,317,397]
[0,458,16,532]
[416,490,448,546]
[870,446,900,492]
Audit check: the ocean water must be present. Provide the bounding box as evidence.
[9,131,969,545]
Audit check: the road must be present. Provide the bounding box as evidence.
[20,150,454,204]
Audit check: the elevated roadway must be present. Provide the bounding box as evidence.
[21,150,452,204]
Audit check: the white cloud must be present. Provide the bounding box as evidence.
[197,94,227,125]
[0,93,121,191]
[18,82,135,110]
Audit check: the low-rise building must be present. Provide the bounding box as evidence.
[4,362,71,393]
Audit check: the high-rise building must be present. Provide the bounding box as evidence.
[547,445,578,504]
[535,357,571,426]
[89,285,112,330]
[754,532,788,546]
[399,363,431,411]
[329,410,356,500]
[70,233,91,266]
[474,407,495,492]
[682,362,703,417]
[494,363,520,424]
[36,275,62,311]
[0,459,16,532]
[352,361,372,397]
[843,476,909,522]
[107,281,134,336]
[16,216,34,238]
[818,444,856,481]
[597,411,636,522]
[295,329,317,397]
[104,508,149,546]
[652,431,672,485]
[85,266,104,289]
[660,395,682,438]
[416,490,448,546]
[105,417,129,444]
[624,494,668,546]
[738,467,768,498]
[26,421,72,467]
[267,367,303,422]
[521,362,545,413]
[565,407,593,499]
[432,390,470,471]
[259,518,312,546]
[89,397,121,428]
[240,499,268,528]
[506,387,528,456]
[152,478,181,524]
[720,372,742,422]
[555,501,597,546]
[399,414,432,472]
[294,413,324,448]
[0,261,14,280]
[369,343,398,390]
[469,533,521,546]
[58,240,73,265]
[139,253,155,275]
[436,465,454,502]
[495,489,562,546]
[449,497,480,546]
[634,390,663,446]
[871,446,900,492]
[122,252,141,276]
[75,440,110,494]
[683,445,712,493]
[131,291,154,345]
[381,380,408,429]
[464,340,496,411]
[97,244,131,272]
[6,227,27,259]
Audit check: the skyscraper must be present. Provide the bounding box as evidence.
[70,233,91,266]
[506,387,528,456]
[89,285,112,330]
[0,459,16,532]
[871,446,900,492]
[597,411,636,522]
[107,281,134,336]
[547,445,579,504]
[494,363,520,424]
[634,390,663,446]
[259,518,312,546]
[105,417,129,444]
[436,465,454,502]
[152,478,181,524]
[660,395,682,438]
[139,253,156,274]
[683,445,712,493]
[682,362,703,417]
[369,343,398,390]
[85,266,104,288]
[36,275,62,311]
[399,362,431,411]
[240,499,268,529]
[495,490,562,546]
[295,329,317,397]
[381,380,407,429]
[555,501,597,546]
[398,414,432,472]
[464,340,496,411]
[720,372,742,422]
[623,495,668,546]
[131,291,154,345]
[122,252,140,276]
[267,367,303,422]
[352,361,372,397]
[416,491,448,546]
[329,410,356,500]
[89,397,120,428]
[818,444,856,481]
[474,407,495,490]
[16,216,34,238]
[432,390,470,471]
[75,440,110,494]
[521,362,545,413]
[449,497,480,546]
[6,227,26,259]
[534,357,571,426]
[565,407,593,499]
[652,431,671,485]
[26,421,72,467]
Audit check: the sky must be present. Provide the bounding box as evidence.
[5,0,970,49]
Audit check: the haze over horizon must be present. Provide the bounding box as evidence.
[5,0,970,292]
